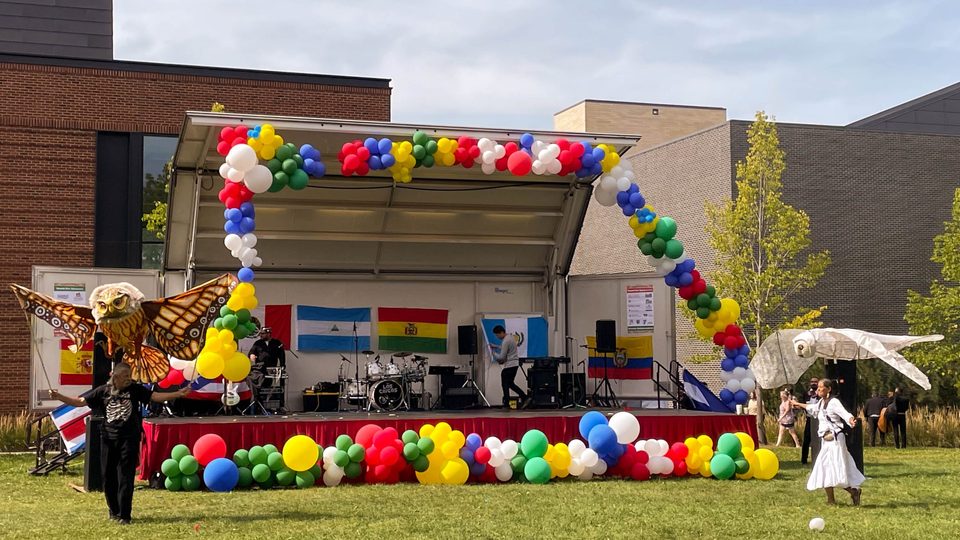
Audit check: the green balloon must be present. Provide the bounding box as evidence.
[696,293,711,307]
[696,307,711,319]
[248,446,267,466]
[234,326,248,340]
[276,145,293,161]
[421,154,435,168]
[686,299,699,311]
[333,450,350,469]
[412,145,427,160]
[643,232,657,243]
[181,473,201,492]
[412,131,429,146]
[416,437,435,455]
[233,449,250,468]
[734,458,749,475]
[292,154,304,168]
[705,285,716,298]
[266,158,282,173]
[709,297,722,311]
[281,158,298,175]
[651,237,666,253]
[164,475,182,491]
[655,216,677,240]
[236,467,253,488]
[710,453,736,480]
[267,452,285,472]
[257,476,275,490]
[271,171,290,190]
[664,239,684,259]
[425,140,438,154]
[510,455,528,475]
[219,305,234,318]
[344,461,362,479]
[520,430,548,459]
[401,430,419,445]
[288,169,309,190]
[716,433,742,458]
[412,454,430,473]
[251,463,271,483]
[308,464,323,480]
[638,241,653,256]
[161,458,181,478]
[276,468,295,486]
[213,318,224,331]
[402,442,420,461]
[263,444,279,455]
[523,457,552,484]
[243,321,258,335]
[347,443,366,463]
[222,314,238,330]
[295,471,315,489]
[178,455,199,476]
[236,308,251,323]
[336,435,353,451]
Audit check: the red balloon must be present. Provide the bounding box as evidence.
[635,450,649,464]
[216,141,230,156]
[224,197,241,209]
[678,285,695,300]
[468,145,481,159]
[168,369,185,386]
[356,147,371,161]
[671,442,689,460]
[474,446,492,465]
[233,126,249,139]
[219,127,234,142]
[231,136,247,148]
[193,434,227,467]
[462,159,475,169]
[372,429,394,449]
[690,270,701,281]
[504,142,519,154]
[355,162,370,176]
[713,332,727,346]
[355,424,382,448]
[674,461,688,477]
[507,151,533,176]
[692,279,707,295]
[725,324,741,336]
[556,138,570,151]
[570,143,585,158]
[343,154,360,173]
[630,463,650,481]
[380,446,399,466]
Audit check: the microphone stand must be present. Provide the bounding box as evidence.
[353,320,362,412]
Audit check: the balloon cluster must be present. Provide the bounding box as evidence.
[339,138,396,176]
[223,202,255,236]
[477,138,507,175]
[216,125,249,156]
[683,433,779,481]
[592,163,637,206]
[223,230,261,274]
[411,131,439,168]
[161,435,236,492]
[415,422,469,485]
[355,425,407,484]
[479,436,519,482]
[247,124,284,160]
[321,434,366,486]
[264,143,315,191]
[452,136,480,168]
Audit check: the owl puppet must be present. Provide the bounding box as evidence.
[10,274,235,383]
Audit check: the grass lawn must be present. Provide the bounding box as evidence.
[0,446,957,539]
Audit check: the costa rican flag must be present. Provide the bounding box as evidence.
[50,402,91,454]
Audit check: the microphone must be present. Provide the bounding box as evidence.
[339,354,349,363]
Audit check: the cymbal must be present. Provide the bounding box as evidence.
[362,350,376,355]
[413,355,428,361]
[392,351,412,357]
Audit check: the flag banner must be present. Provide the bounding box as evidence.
[585,335,653,380]
[297,306,371,352]
[186,377,253,401]
[682,369,732,413]
[481,317,549,362]
[377,307,448,353]
[265,304,292,350]
[50,392,92,454]
[59,339,94,386]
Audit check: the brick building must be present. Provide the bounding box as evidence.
[0,1,391,413]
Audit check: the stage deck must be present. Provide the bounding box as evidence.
[139,408,757,479]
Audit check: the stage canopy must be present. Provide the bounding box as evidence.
[165,112,639,281]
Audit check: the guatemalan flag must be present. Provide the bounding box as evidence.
[297,306,372,352]
[481,317,549,362]
[50,400,91,454]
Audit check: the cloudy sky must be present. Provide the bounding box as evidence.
[114,0,959,130]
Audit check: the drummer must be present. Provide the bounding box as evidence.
[248,327,287,412]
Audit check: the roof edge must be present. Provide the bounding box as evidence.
[848,81,960,127]
[555,98,726,117]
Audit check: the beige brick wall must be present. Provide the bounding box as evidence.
[554,101,586,132]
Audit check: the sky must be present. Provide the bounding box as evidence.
[114,0,960,130]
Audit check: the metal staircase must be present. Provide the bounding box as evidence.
[650,359,683,408]
[27,414,84,476]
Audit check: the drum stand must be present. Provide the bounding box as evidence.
[242,376,270,416]
[462,354,490,407]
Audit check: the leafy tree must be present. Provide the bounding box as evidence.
[703,111,831,441]
[905,187,960,398]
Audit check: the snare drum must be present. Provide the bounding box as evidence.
[368,378,405,411]
[385,362,401,376]
[366,362,382,380]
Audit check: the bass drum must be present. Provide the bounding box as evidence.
[368,378,405,411]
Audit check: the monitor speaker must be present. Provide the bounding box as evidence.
[596,320,617,353]
[457,325,478,356]
[561,373,586,406]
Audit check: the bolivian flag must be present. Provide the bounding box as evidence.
[377,307,448,353]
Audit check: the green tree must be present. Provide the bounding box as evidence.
[141,160,172,241]
[703,111,832,442]
[905,187,960,396]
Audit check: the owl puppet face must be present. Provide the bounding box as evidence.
[793,331,817,359]
[90,282,145,322]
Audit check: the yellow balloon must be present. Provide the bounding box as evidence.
[223,351,251,382]
[259,146,276,160]
[234,283,254,298]
[273,135,283,147]
[694,318,713,338]
[282,434,319,472]
[243,295,258,311]
[699,460,712,477]
[205,327,220,343]
[441,441,459,459]
[628,215,639,229]
[441,459,469,485]
[204,337,223,353]
[226,295,243,311]
[754,449,780,480]
[434,422,452,440]
[247,138,262,151]
[419,424,435,439]
[698,446,713,462]
[196,351,224,379]
[544,444,556,462]
[218,328,235,344]
[684,437,699,449]
[735,432,755,453]
[260,124,275,139]
[697,435,713,449]
[721,297,741,322]
[738,452,759,480]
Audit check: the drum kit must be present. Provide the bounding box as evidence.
[338,351,429,412]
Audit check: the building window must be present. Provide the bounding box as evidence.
[142,136,177,269]
[652,108,659,116]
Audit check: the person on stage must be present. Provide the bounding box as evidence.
[248,326,287,412]
[491,325,529,410]
[791,378,863,506]
[49,362,191,524]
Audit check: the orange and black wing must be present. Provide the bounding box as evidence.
[9,284,96,352]
[141,274,236,359]
[125,343,171,384]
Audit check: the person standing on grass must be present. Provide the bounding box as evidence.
[791,378,863,506]
[864,392,888,446]
[776,390,801,447]
[893,387,910,448]
[800,377,819,465]
[50,362,191,525]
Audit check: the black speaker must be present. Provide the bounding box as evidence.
[83,417,103,491]
[561,373,586,406]
[457,325,478,356]
[596,320,617,353]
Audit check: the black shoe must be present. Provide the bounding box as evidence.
[108,513,120,522]
[118,519,131,525]
[520,397,532,410]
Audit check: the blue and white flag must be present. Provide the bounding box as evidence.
[481,317,548,362]
[682,369,734,413]
[296,306,371,352]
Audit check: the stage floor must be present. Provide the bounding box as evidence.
[139,408,758,479]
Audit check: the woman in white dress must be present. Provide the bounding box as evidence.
[790,378,864,505]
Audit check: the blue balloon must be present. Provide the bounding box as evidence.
[380,154,396,168]
[621,204,635,217]
[721,358,735,372]
[628,192,645,208]
[465,433,482,451]
[587,424,618,455]
[616,191,630,207]
[738,344,751,356]
[203,458,239,492]
[579,411,608,440]
[664,274,679,287]
[364,137,379,155]
[725,346,738,359]
[378,138,393,155]
[238,267,255,282]
[580,141,593,154]
[299,144,318,159]
[310,160,327,177]
[222,208,231,220]
[368,155,383,170]
[734,355,750,368]
[592,147,605,161]
[240,202,255,218]
[591,163,603,175]
[678,272,693,286]
[469,461,486,476]
[627,183,639,194]
[224,221,240,234]
[575,167,592,178]
[520,133,535,148]
[240,217,255,233]
[227,208,243,223]
[681,259,696,272]
[719,389,734,403]
[459,447,475,464]
[734,390,749,405]
[602,453,619,466]
[581,154,596,168]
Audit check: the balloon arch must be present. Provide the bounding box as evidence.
[177,123,755,413]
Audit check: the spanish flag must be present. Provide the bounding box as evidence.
[60,339,94,386]
[377,307,448,353]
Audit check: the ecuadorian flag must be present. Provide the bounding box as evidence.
[586,335,653,380]
[377,307,448,353]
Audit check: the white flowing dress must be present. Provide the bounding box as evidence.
[805,398,865,490]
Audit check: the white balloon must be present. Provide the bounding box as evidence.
[531,160,546,175]
[322,469,343,487]
[609,411,640,444]
[495,462,513,482]
[546,144,560,158]
[726,378,742,393]
[643,439,660,457]
[599,175,618,192]
[646,255,660,268]
[568,439,586,458]
[224,234,242,251]
[487,449,505,468]
[741,377,757,393]
[252,257,263,267]
[580,448,599,468]
[592,459,608,475]
[568,459,585,477]
[610,165,624,177]
[219,162,231,179]
[494,145,506,159]
[809,518,825,531]
[657,439,670,457]
[720,369,733,382]
[500,439,518,460]
[481,150,496,164]
[477,138,494,152]
[481,162,496,175]
[243,164,273,194]
[660,259,677,273]
[594,190,617,207]
[634,440,647,452]
[532,141,545,155]
[616,177,631,191]
[322,446,338,462]
[624,168,636,180]
[180,362,196,380]
[484,436,502,450]
[226,143,258,172]
[743,368,755,379]
[732,367,747,379]
[226,167,245,183]
[546,160,562,174]
[241,233,258,248]
[578,469,594,481]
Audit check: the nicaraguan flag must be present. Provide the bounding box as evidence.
[682,369,734,413]
[297,306,371,352]
[481,317,549,362]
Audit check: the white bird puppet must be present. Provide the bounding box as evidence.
[751,328,940,390]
